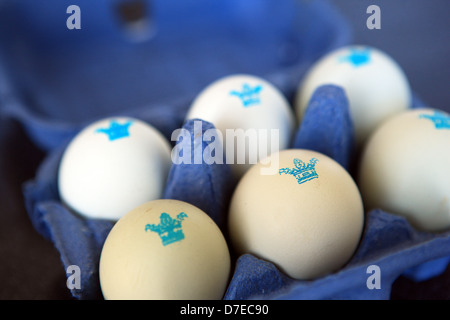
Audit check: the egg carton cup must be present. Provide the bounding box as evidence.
[22,85,450,300]
[1,0,449,300]
[0,0,350,152]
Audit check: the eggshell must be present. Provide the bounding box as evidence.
[295,45,411,145]
[99,199,231,300]
[358,108,450,232]
[185,74,295,178]
[228,149,364,280]
[58,117,172,221]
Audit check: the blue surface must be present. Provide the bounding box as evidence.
[22,86,450,300]
[1,0,449,300]
[293,85,354,170]
[333,0,450,114]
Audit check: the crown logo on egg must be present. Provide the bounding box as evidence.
[145,212,188,246]
[419,111,450,130]
[95,119,133,141]
[279,158,319,185]
[229,83,263,107]
[339,47,371,67]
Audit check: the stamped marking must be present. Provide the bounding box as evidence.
[145,212,188,246]
[229,83,263,107]
[279,158,319,185]
[338,47,371,67]
[419,111,450,129]
[95,119,133,141]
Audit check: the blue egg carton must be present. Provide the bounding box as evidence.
[1,0,449,300]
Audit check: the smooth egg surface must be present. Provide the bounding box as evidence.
[185,74,295,179]
[358,108,450,232]
[228,149,364,280]
[99,199,231,300]
[295,45,411,146]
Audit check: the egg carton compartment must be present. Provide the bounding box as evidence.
[22,84,450,300]
[0,0,350,151]
[1,0,449,300]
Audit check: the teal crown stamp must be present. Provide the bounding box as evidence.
[145,212,188,246]
[229,83,263,107]
[419,111,450,129]
[96,119,133,141]
[279,158,319,185]
[339,47,371,67]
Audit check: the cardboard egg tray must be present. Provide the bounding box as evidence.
[1,0,449,300]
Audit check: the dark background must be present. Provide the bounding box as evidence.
[0,0,449,300]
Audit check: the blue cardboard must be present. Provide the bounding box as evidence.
[0,0,351,151]
[163,119,235,230]
[2,0,449,300]
[22,89,450,300]
[293,84,354,170]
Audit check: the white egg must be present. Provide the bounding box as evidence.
[295,45,412,145]
[228,149,364,280]
[99,199,231,300]
[358,108,450,232]
[185,74,295,178]
[58,117,172,221]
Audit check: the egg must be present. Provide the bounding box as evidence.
[185,74,295,178]
[99,199,231,300]
[58,117,172,221]
[295,45,411,145]
[228,149,364,280]
[358,108,450,232]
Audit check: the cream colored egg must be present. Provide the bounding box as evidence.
[99,199,231,300]
[185,74,295,178]
[358,108,450,232]
[295,45,411,146]
[228,149,364,280]
[58,117,172,221]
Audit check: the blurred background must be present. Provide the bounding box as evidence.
[0,0,449,299]
[335,0,450,114]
